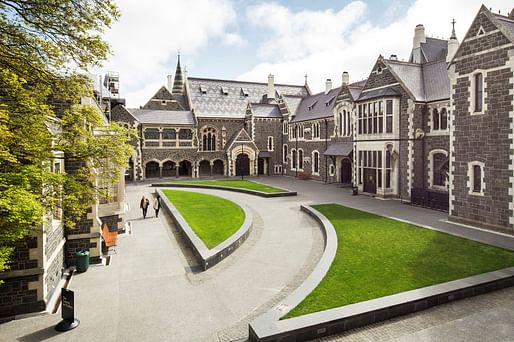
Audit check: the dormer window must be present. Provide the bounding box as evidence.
[241,88,249,97]
[377,66,383,74]
[325,96,335,107]
[199,85,207,94]
[308,101,318,111]
[221,86,228,95]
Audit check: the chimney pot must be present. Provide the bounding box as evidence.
[390,54,398,61]
[413,24,426,49]
[167,75,173,92]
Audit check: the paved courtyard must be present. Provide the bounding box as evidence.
[1,176,514,341]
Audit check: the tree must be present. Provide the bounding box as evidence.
[0,0,133,277]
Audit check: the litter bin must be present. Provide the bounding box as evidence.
[76,250,90,273]
[352,186,358,196]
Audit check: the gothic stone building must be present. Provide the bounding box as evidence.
[111,4,514,234]
[448,5,514,233]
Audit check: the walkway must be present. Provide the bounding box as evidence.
[2,176,514,342]
[0,183,324,341]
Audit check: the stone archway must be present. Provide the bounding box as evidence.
[162,161,176,177]
[145,161,160,178]
[212,160,224,176]
[236,154,250,176]
[199,160,211,177]
[178,160,192,177]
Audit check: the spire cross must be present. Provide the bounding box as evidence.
[450,19,457,39]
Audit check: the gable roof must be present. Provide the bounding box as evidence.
[225,128,257,152]
[143,86,190,110]
[291,87,341,123]
[420,37,448,63]
[188,77,308,119]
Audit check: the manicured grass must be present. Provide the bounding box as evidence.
[162,189,245,249]
[169,180,286,193]
[284,204,514,318]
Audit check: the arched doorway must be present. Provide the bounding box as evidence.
[212,160,224,176]
[236,154,250,176]
[145,161,160,178]
[199,160,211,177]
[178,160,192,177]
[162,161,176,177]
[341,158,352,184]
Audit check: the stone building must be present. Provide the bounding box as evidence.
[0,78,128,319]
[448,5,514,233]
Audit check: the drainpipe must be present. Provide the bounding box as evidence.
[324,119,328,184]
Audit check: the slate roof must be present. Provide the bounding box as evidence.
[144,86,189,111]
[382,59,450,102]
[251,104,281,118]
[324,142,353,156]
[420,37,448,63]
[188,77,308,119]
[282,95,303,116]
[128,109,196,125]
[494,14,514,43]
[291,87,341,123]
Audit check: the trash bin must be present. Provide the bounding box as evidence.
[352,186,358,196]
[76,250,90,273]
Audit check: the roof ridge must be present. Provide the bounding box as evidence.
[188,76,305,88]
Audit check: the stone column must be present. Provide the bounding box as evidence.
[159,166,163,179]
[210,162,213,177]
[175,165,179,178]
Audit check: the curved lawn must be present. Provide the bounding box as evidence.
[162,189,245,249]
[169,180,286,193]
[284,204,514,318]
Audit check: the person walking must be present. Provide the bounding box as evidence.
[140,195,149,219]
[153,195,161,218]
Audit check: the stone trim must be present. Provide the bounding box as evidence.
[449,65,457,215]
[467,161,486,196]
[407,110,414,196]
[153,182,297,198]
[509,53,514,228]
[157,189,253,270]
[453,43,514,62]
[66,232,101,240]
[468,70,488,115]
[427,149,449,191]
[0,267,44,280]
[464,28,500,42]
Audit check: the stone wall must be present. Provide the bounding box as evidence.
[0,275,43,317]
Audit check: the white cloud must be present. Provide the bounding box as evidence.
[238,0,510,93]
[223,32,247,47]
[99,0,237,107]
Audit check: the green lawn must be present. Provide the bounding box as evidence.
[284,204,514,318]
[162,190,245,249]
[169,180,286,193]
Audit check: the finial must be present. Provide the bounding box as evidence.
[177,50,181,66]
[304,74,308,86]
[450,19,457,40]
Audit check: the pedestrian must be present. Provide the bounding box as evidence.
[154,195,161,218]
[140,195,149,219]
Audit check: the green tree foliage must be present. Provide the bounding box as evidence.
[0,0,133,277]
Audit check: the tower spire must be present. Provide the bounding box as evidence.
[450,19,457,40]
[172,51,184,95]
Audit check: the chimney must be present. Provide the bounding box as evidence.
[167,75,173,92]
[342,71,349,86]
[413,24,426,49]
[390,54,398,61]
[268,74,275,100]
[325,79,332,94]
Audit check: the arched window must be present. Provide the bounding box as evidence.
[201,127,216,151]
[468,161,485,195]
[291,149,297,169]
[312,151,320,174]
[440,108,448,130]
[268,136,274,151]
[283,121,288,134]
[474,73,483,113]
[430,151,448,187]
[312,122,320,139]
[339,112,343,136]
[432,108,440,131]
[283,144,288,163]
[298,149,304,170]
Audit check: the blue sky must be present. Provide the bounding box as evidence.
[99,0,509,107]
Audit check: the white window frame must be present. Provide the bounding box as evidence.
[291,148,297,170]
[329,164,335,177]
[312,150,320,175]
[298,148,304,171]
[283,144,288,164]
[267,136,274,151]
[470,71,486,115]
[428,149,448,191]
[467,161,485,196]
